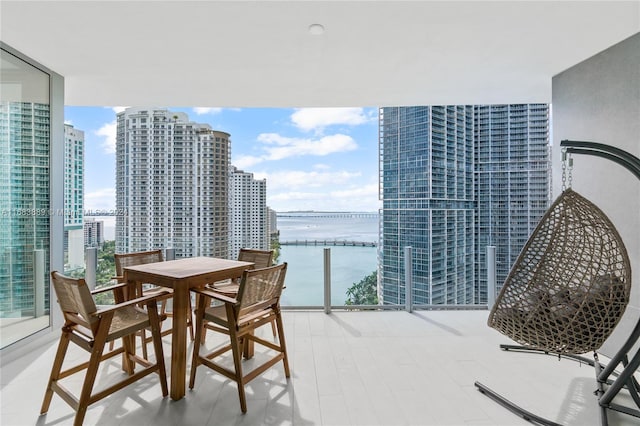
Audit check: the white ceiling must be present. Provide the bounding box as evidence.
[1,1,639,108]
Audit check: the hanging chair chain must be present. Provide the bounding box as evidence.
[561,148,573,191]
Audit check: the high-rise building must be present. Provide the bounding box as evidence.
[115,107,229,259]
[84,218,104,248]
[229,166,268,259]
[379,106,476,305]
[267,206,278,240]
[379,104,550,306]
[0,102,51,315]
[64,124,84,267]
[474,104,550,303]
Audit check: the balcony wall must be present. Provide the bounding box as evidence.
[552,32,640,357]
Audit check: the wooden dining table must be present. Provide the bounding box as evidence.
[123,256,254,400]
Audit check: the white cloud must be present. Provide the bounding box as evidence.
[84,188,116,211]
[95,120,117,154]
[260,170,361,191]
[268,183,381,212]
[111,106,128,113]
[291,108,370,133]
[193,107,223,115]
[257,133,357,160]
[234,155,264,169]
[329,183,379,199]
[270,191,322,202]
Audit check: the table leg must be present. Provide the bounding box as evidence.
[170,284,188,400]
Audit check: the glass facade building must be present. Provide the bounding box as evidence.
[0,101,51,316]
[379,105,550,306]
[474,104,550,302]
[379,106,476,305]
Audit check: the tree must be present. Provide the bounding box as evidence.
[345,270,378,305]
[66,241,117,304]
[270,235,281,264]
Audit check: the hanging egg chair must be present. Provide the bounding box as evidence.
[488,188,632,355]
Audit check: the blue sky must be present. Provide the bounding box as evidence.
[64,106,381,212]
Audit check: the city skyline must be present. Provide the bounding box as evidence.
[65,106,381,213]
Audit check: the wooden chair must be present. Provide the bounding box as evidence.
[209,248,274,295]
[206,248,277,337]
[113,250,195,358]
[189,263,290,413]
[41,271,168,426]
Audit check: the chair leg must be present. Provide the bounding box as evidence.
[275,310,290,378]
[229,328,247,413]
[270,319,277,337]
[122,332,137,375]
[161,295,195,342]
[41,331,71,414]
[75,325,109,426]
[187,297,195,341]
[189,294,206,389]
[147,300,168,397]
[139,329,148,360]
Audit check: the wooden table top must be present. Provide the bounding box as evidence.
[124,256,254,281]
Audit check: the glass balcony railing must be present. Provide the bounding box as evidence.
[72,239,489,313]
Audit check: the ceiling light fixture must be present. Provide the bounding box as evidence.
[308,24,325,35]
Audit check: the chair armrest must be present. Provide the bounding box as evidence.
[91,282,128,295]
[192,287,237,305]
[93,289,172,316]
[111,275,124,283]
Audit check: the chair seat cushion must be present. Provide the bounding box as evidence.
[108,306,150,339]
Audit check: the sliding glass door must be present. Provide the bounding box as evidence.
[0,46,53,348]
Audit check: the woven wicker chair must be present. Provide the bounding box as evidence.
[205,248,277,337]
[113,250,194,358]
[208,248,274,295]
[488,188,631,354]
[189,263,289,413]
[41,272,168,426]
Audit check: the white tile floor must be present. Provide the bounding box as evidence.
[1,310,639,426]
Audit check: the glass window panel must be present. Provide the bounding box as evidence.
[0,48,51,348]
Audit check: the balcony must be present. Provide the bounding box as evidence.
[1,309,637,425]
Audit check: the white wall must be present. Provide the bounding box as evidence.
[552,32,640,355]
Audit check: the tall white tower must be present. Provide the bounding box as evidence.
[115,107,229,259]
[229,166,268,259]
[64,124,84,268]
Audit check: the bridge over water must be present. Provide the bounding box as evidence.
[280,240,377,247]
[277,212,378,219]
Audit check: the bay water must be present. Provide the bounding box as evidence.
[276,213,379,306]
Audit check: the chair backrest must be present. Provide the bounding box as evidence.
[51,271,98,331]
[237,248,274,269]
[115,249,164,277]
[235,263,287,317]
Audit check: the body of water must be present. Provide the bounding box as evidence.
[89,213,380,306]
[277,213,379,306]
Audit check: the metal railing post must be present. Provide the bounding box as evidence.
[324,248,331,314]
[404,246,413,313]
[85,247,97,290]
[165,247,175,261]
[487,245,496,309]
[33,249,45,317]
